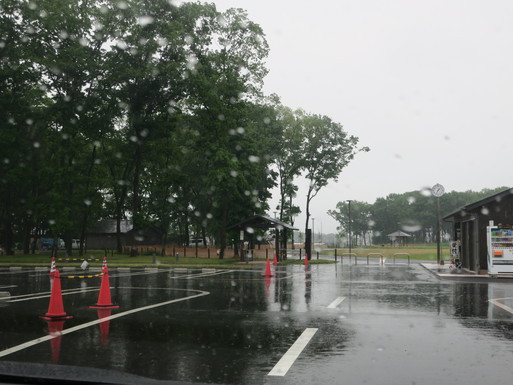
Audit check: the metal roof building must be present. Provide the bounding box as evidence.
[443,188,513,273]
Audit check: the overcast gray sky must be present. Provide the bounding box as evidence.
[209,0,513,233]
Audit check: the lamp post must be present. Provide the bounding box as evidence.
[312,217,315,248]
[347,200,352,255]
[432,184,445,265]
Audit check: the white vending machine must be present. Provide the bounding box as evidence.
[487,221,513,275]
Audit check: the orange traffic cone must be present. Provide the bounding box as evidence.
[40,270,73,321]
[273,253,278,266]
[304,253,309,265]
[262,257,273,277]
[90,258,119,309]
[49,256,57,278]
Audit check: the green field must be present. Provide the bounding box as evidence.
[0,250,331,269]
[320,244,447,261]
[0,244,448,268]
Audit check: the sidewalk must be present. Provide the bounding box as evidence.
[421,262,513,281]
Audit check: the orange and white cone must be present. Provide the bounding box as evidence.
[49,257,57,278]
[101,256,108,273]
[304,253,309,265]
[40,270,73,321]
[90,258,119,309]
[273,253,278,266]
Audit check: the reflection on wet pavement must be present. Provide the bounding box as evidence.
[1,264,513,384]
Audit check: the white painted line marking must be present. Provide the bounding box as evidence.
[268,328,318,377]
[327,296,346,309]
[0,289,210,358]
[184,270,235,280]
[489,298,513,315]
[6,288,100,303]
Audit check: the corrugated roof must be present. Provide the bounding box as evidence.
[387,230,411,237]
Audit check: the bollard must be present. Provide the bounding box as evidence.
[175,252,179,262]
[317,251,319,260]
[335,248,337,262]
[208,248,210,259]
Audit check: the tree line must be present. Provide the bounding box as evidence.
[0,0,366,256]
[328,187,509,246]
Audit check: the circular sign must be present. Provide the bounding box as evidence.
[432,183,445,197]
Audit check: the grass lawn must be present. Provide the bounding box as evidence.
[320,244,450,261]
[319,244,449,261]
[0,250,334,269]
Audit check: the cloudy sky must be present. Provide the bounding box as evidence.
[209,0,513,233]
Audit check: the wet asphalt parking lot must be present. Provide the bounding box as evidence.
[1,262,513,384]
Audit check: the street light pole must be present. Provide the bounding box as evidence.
[347,200,352,255]
[312,217,315,248]
[431,184,445,265]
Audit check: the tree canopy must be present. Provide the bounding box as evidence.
[0,0,366,257]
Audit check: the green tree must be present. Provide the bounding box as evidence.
[297,111,368,256]
[328,200,372,246]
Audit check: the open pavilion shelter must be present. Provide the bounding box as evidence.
[226,215,298,261]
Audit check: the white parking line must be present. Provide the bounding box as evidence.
[489,298,513,315]
[268,328,318,377]
[327,296,346,309]
[0,288,210,358]
[6,288,100,303]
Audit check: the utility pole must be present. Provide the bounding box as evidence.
[347,200,352,255]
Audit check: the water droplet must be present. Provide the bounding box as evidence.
[407,196,416,204]
[230,170,238,177]
[186,54,198,70]
[236,127,245,134]
[248,155,260,163]
[481,207,489,215]
[216,15,228,27]
[116,1,128,9]
[33,142,40,148]
[137,15,154,27]
[116,40,128,50]
[84,199,92,206]
[48,219,56,225]
[246,227,254,234]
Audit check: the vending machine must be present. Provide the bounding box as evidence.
[487,221,513,275]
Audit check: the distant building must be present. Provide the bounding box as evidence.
[86,219,162,250]
[443,188,513,273]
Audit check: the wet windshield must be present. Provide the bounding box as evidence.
[1,0,513,384]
